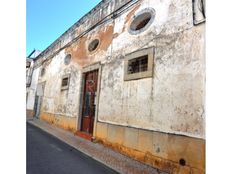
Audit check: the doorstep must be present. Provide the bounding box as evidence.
[75,130,93,141]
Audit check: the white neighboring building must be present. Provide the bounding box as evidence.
[26,49,41,118]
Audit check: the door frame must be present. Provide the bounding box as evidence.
[77,62,102,137]
[34,81,46,119]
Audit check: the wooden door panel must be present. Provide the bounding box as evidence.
[81,70,98,134]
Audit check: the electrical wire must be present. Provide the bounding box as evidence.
[34,0,141,67]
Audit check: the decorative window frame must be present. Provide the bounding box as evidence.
[61,74,71,91]
[128,8,155,35]
[87,38,101,54]
[124,47,154,81]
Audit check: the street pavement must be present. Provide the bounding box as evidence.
[27,123,118,174]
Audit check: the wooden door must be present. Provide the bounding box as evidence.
[81,70,98,134]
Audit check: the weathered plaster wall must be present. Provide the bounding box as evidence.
[35,0,205,139]
[96,122,205,174]
[40,50,82,116]
[34,0,205,172]
[38,50,82,131]
[36,1,129,128]
[40,112,77,132]
[64,22,114,67]
[111,0,193,54]
[36,0,205,139]
[98,0,205,139]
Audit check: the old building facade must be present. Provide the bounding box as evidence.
[31,0,205,173]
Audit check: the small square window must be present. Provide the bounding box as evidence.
[61,75,70,90]
[62,77,68,86]
[128,55,148,74]
[124,47,154,81]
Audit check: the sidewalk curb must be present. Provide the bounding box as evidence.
[27,121,120,174]
[27,120,121,174]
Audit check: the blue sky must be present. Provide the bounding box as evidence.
[26,0,101,56]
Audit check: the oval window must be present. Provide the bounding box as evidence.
[64,54,71,65]
[129,8,155,35]
[88,39,99,52]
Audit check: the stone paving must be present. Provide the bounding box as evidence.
[27,118,168,174]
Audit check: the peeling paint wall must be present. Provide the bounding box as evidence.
[98,26,205,139]
[35,0,205,138]
[33,0,205,171]
[40,50,82,116]
[64,23,114,67]
[98,0,205,139]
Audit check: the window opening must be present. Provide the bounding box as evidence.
[128,8,155,35]
[88,39,100,52]
[64,54,71,65]
[61,75,70,90]
[62,77,68,87]
[128,55,148,74]
[124,47,154,81]
[131,13,152,31]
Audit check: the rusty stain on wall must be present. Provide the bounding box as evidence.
[40,112,76,132]
[65,36,88,66]
[96,137,204,174]
[65,24,114,67]
[95,122,205,174]
[97,24,114,51]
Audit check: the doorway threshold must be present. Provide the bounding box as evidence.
[75,131,93,141]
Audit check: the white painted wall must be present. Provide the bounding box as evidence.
[26,67,40,110]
